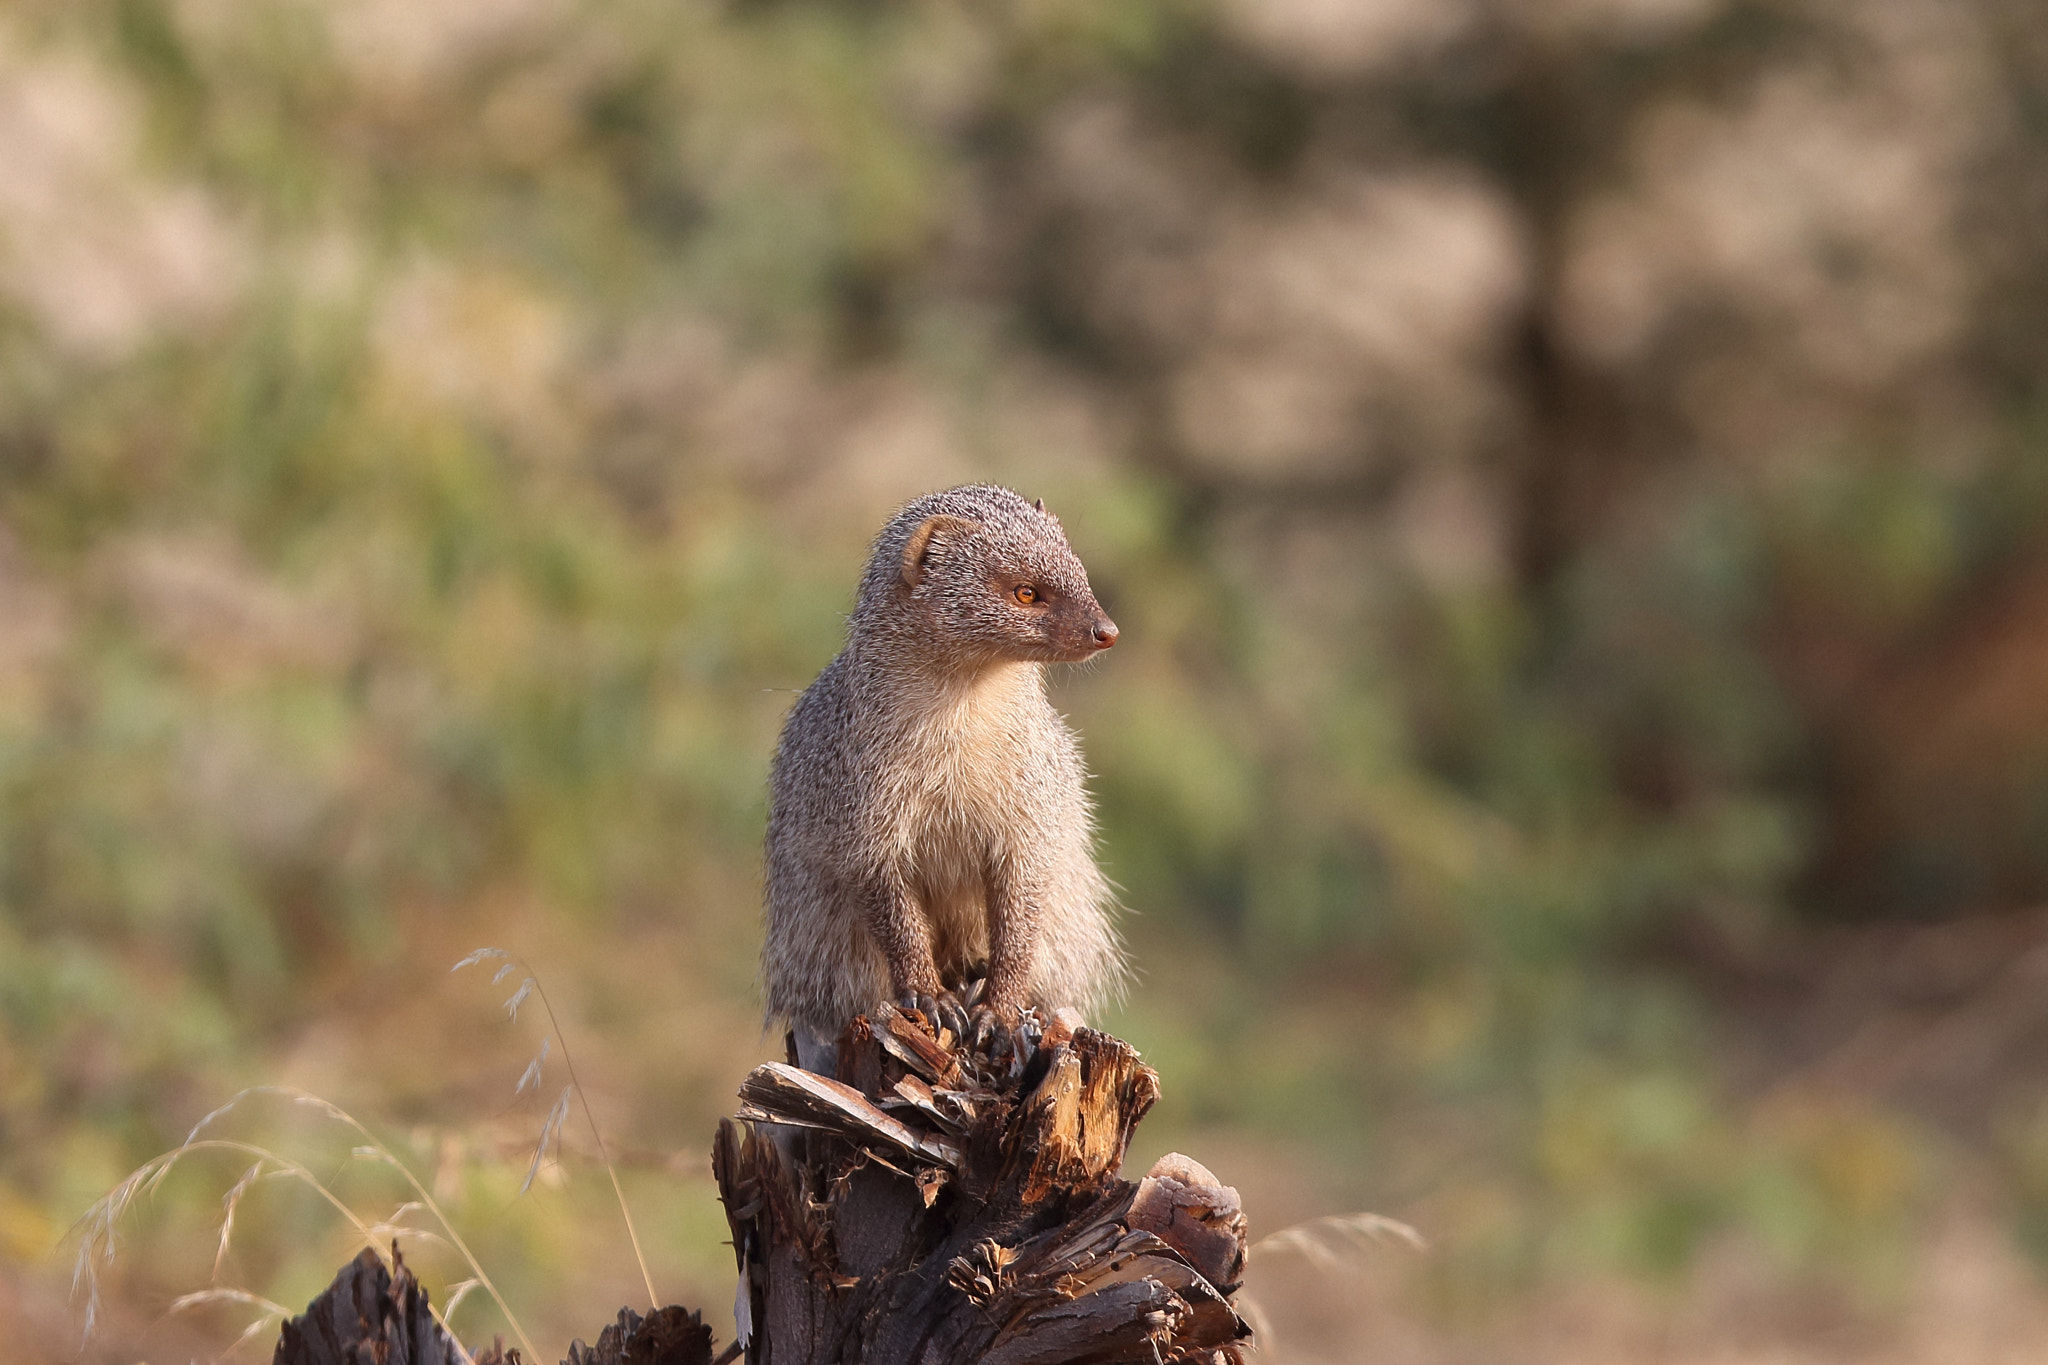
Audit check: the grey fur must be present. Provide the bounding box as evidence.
[763,485,1127,1041]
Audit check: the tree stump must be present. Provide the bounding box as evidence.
[713,1004,1251,1365]
[269,999,1249,1365]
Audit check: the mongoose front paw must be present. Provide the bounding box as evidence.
[934,994,972,1043]
[966,1006,999,1054]
[965,1004,1037,1066]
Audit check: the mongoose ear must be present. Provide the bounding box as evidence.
[900,514,978,589]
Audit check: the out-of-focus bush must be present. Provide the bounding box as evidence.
[5,0,2048,1356]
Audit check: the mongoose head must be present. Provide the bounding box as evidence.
[854,485,1119,669]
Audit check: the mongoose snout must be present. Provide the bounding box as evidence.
[763,484,1128,1066]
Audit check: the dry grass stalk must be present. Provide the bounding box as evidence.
[455,946,660,1311]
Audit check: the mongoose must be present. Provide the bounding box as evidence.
[764,485,1125,1066]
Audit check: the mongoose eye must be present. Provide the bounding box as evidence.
[1013,584,1039,606]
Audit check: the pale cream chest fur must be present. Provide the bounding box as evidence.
[879,663,1040,950]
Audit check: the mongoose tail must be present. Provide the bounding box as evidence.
[763,485,1127,1057]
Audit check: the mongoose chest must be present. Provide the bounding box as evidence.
[879,667,1041,932]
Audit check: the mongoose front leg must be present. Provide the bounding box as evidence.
[982,867,1042,1052]
[862,872,944,1016]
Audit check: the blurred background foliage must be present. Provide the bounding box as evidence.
[7,0,2048,1359]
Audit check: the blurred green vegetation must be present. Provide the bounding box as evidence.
[5,0,2048,1357]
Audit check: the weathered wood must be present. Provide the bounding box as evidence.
[269,1247,719,1365]
[270,1247,479,1365]
[563,1306,717,1365]
[715,999,1251,1365]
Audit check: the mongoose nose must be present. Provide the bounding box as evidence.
[1092,618,1119,649]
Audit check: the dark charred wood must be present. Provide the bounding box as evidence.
[564,1306,716,1365]
[269,1246,721,1365]
[270,1246,475,1365]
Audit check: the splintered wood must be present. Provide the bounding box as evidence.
[715,1004,1252,1365]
